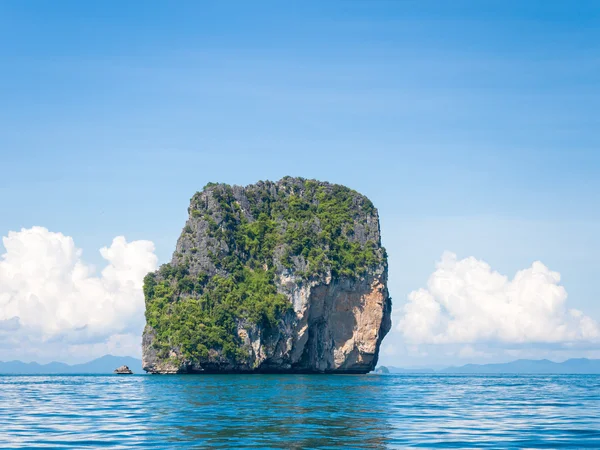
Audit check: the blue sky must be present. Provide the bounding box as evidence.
[1,1,599,365]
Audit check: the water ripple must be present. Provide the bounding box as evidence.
[0,374,598,448]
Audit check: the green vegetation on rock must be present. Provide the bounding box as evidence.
[144,177,384,367]
[144,266,289,362]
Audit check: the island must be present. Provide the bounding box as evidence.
[142,177,392,374]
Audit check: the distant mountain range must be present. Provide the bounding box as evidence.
[381,358,600,374]
[0,355,143,374]
[3,356,600,375]
[442,358,600,374]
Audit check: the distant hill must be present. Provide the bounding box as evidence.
[442,358,600,374]
[375,359,600,375]
[0,355,143,374]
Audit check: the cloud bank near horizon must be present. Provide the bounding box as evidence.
[397,252,599,347]
[1,228,599,364]
[0,227,158,362]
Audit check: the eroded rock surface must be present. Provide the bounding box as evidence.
[142,177,391,374]
[114,365,133,374]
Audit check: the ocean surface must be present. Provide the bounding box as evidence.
[1,374,599,448]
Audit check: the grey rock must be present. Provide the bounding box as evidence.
[142,177,392,374]
[114,365,133,374]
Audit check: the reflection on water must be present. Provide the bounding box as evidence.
[143,375,391,448]
[0,374,599,448]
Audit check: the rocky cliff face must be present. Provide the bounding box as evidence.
[142,177,391,373]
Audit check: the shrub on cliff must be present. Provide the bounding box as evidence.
[144,177,385,366]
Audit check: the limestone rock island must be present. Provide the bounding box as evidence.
[142,177,391,374]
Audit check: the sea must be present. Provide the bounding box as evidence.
[1,374,599,448]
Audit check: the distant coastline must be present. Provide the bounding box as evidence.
[3,356,600,375]
[0,355,143,375]
[377,358,600,375]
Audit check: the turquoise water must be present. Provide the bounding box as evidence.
[1,374,599,448]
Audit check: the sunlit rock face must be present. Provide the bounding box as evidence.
[142,177,392,374]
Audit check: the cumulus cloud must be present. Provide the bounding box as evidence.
[457,345,491,359]
[398,252,600,345]
[0,227,157,360]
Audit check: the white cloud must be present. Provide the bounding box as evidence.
[381,343,398,356]
[398,252,600,345]
[0,227,157,361]
[457,345,491,359]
